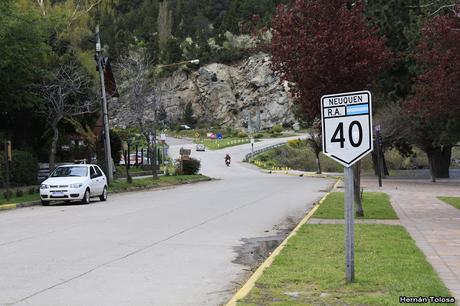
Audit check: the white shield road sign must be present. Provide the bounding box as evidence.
[321,90,373,167]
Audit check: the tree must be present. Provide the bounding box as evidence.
[270,0,391,216]
[404,15,460,180]
[0,1,50,113]
[158,0,173,61]
[183,102,197,128]
[39,61,95,170]
[270,0,391,119]
[114,46,160,179]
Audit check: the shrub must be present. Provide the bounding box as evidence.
[271,125,283,134]
[28,187,35,194]
[177,158,201,175]
[9,150,38,186]
[15,189,23,197]
[237,131,248,138]
[253,133,264,139]
[3,190,12,199]
[287,139,303,147]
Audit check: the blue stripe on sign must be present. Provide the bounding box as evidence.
[347,104,369,115]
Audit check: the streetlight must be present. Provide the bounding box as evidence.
[156,59,200,69]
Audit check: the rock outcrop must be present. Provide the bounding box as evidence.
[112,52,296,129]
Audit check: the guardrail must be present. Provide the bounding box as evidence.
[244,142,286,162]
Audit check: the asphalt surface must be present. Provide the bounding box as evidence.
[0,136,333,306]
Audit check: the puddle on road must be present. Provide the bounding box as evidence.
[233,217,299,270]
[233,235,284,269]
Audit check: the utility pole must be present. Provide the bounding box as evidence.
[4,140,11,200]
[95,25,113,184]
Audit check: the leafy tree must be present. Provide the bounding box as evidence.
[270,0,391,215]
[404,15,460,180]
[0,1,50,113]
[364,0,427,103]
[270,0,391,119]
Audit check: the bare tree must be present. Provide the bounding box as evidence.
[114,47,160,179]
[39,62,94,170]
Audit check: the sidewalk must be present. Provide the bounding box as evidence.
[362,178,460,300]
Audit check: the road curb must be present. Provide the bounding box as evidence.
[225,179,341,306]
[0,177,212,213]
[0,200,41,212]
[263,170,342,180]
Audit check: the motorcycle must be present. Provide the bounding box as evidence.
[225,160,231,167]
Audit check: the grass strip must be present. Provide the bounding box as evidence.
[239,224,449,306]
[314,192,398,220]
[109,174,211,193]
[438,196,460,210]
[197,138,250,150]
[0,193,40,206]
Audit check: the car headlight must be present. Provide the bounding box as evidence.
[40,184,49,189]
[69,183,83,188]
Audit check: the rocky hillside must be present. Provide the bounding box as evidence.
[111,53,296,130]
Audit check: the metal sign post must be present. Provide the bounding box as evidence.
[344,166,355,282]
[321,90,373,283]
[375,125,383,187]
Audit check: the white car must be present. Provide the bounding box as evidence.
[40,164,108,206]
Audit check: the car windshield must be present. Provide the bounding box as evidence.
[51,166,87,177]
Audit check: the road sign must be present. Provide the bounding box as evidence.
[320,90,373,284]
[321,90,373,167]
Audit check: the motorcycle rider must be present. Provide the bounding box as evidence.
[225,154,231,166]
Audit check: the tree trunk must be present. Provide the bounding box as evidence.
[433,145,452,178]
[49,124,59,172]
[151,142,158,179]
[315,152,322,174]
[353,161,363,217]
[426,145,452,181]
[428,153,436,183]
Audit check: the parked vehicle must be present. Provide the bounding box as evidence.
[40,164,108,206]
[120,153,149,165]
[196,144,205,152]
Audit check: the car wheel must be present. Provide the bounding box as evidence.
[81,188,90,204]
[41,200,50,206]
[99,186,107,202]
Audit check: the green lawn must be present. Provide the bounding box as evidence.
[0,192,40,206]
[197,138,251,150]
[438,196,460,209]
[314,192,398,220]
[238,224,450,306]
[109,174,210,193]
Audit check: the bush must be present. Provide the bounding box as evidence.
[28,187,35,194]
[287,139,303,148]
[176,158,201,175]
[253,133,264,139]
[3,190,12,199]
[237,131,248,138]
[271,125,284,134]
[8,150,38,186]
[15,189,23,197]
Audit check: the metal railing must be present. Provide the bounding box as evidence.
[244,142,286,162]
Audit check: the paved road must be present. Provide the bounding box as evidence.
[0,136,333,306]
